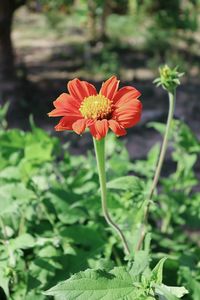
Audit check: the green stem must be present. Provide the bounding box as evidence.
[93,138,130,255]
[136,90,176,251]
[148,90,175,199]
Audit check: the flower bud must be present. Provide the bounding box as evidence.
[154,65,184,93]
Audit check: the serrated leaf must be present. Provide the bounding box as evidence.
[44,267,145,300]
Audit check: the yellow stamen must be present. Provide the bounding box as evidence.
[79,94,112,119]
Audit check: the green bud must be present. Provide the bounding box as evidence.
[154,65,184,93]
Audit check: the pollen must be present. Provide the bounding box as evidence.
[79,94,113,119]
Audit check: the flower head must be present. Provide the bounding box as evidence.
[48,76,142,140]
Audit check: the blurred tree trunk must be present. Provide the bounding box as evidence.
[99,0,110,41]
[128,0,138,15]
[0,0,26,84]
[0,1,15,82]
[87,0,97,43]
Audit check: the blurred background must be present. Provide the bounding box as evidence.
[0,0,200,160]
[0,3,200,299]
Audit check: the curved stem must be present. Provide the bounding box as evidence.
[93,138,130,256]
[136,90,176,251]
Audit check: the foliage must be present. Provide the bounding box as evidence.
[0,103,199,299]
[141,0,200,67]
[85,44,120,77]
[44,258,188,299]
[140,0,199,31]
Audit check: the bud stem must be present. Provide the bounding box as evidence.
[149,90,175,198]
[136,89,176,251]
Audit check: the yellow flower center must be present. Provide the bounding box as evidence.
[79,94,112,119]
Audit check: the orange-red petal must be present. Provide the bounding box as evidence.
[113,86,141,106]
[68,78,97,102]
[55,116,80,131]
[89,119,109,140]
[100,76,119,100]
[48,93,81,117]
[108,120,127,136]
[72,119,87,135]
[113,99,142,128]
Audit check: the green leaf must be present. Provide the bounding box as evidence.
[24,142,53,163]
[133,144,160,178]
[129,250,149,277]
[25,291,46,300]
[144,233,151,253]
[180,267,200,300]
[60,225,105,250]
[49,193,87,225]
[107,176,142,192]
[0,263,9,297]
[0,166,21,181]
[44,267,145,299]
[0,183,35,215]
[155,284,188,299]
[163,286,188,297]
[10,234,35,250]
[151,258,168,284]
[147,122,166,135]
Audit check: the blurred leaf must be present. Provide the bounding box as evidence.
[155,284,188,299]
[107,175,143,193]
[0,263,9,298]
[180,267,200,300]
[147,122,167,135]
[129,250,149,277]
[133,144,160,178]
[0,183,35,215]
[10,234,35,250]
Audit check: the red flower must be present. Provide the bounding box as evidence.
[48,76,142,140]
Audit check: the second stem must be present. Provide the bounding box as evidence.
[137,89,176,251]
[148,90,175,199]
